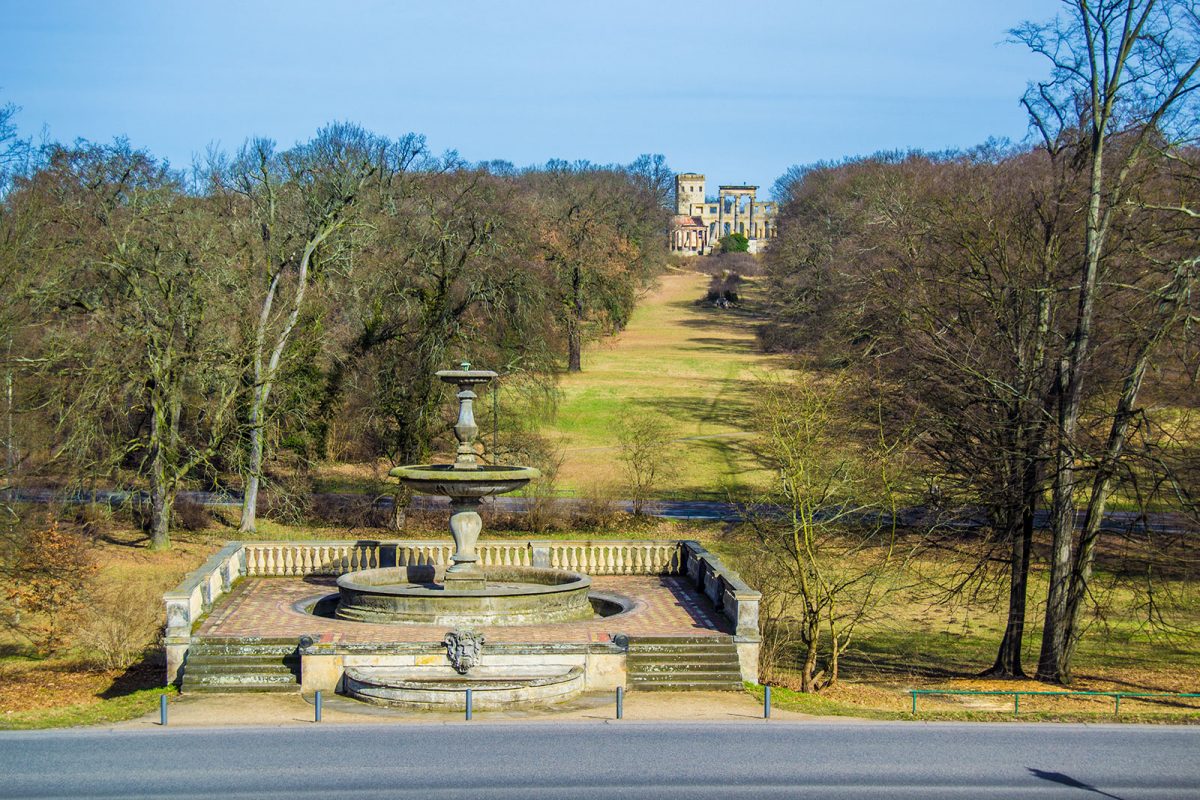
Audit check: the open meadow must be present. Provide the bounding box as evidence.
[538,269,791,499]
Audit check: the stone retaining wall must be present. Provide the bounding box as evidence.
[680,540,762,680]
[163,538,760,686]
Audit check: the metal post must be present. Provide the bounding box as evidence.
[465,688,473,721]
[1114,695,1121,715]
[315,690,322,722]
[912,691,917,715]
[764,685,771,719]
[616,686,624,720]
[159,694,168,726]
[1014,693,1020,716]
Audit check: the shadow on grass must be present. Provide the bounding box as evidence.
[98,657,161,700]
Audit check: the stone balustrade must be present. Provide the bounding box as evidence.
[680,540,761,640]
[162,542,244,685]
[244,541,384,576]
[239,539,684,577]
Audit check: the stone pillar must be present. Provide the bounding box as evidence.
[717,191,724,240]
[748,194,755,241]
[732,193,740,236]
[163,598,191,686]
[301,653,344,693]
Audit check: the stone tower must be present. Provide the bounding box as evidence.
[674,172,705,215]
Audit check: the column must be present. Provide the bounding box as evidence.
[717,191,725,239]
[748,194,755,241]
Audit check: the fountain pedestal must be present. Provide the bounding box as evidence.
[445,497,485,590]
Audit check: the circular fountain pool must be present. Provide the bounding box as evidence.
[335,565,594,625]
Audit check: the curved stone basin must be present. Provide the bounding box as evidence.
[344,665,584,709]
[335,565,593,625]
[388,464,540,497]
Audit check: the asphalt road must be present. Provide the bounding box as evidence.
[3,486,1194,532]
[0,721,1197,799]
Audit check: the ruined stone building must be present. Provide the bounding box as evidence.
[669,172,778,255]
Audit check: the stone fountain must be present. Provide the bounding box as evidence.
[335,366,593,617]
[333,365,602,707]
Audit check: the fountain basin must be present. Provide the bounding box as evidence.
[343,664,584,709]
[335,565,593,625]
[388,464,540,497]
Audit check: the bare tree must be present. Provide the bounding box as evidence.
[40,142,243,548]
[741,374,906,692]
[222,124,421,532]
[615,415,679,516]
[0,103,35,490]
[1014,0,1200,683]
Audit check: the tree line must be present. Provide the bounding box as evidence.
[759,0,1198,684]
[0,115,671,548]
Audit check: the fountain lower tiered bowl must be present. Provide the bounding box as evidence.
[344,664,585,709]
[335,565,594,625]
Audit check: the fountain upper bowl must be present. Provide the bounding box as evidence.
[388,464,540,497]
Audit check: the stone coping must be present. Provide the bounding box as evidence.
[336,565,590,596]
[388,465,541,482]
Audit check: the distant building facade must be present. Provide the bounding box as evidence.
[669,172,778,255]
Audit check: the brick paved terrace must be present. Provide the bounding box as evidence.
[200,575,734,644]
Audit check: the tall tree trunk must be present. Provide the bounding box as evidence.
[1039,142,1110,683]
[987,505,1035,677]
[567,266,583,372]
[800,615,820,693]
[1058,290,1179,680]
[387,486,411,532]
[4,336,14,477]
[240,426,262,530]
[1038,355,1079,682]
[240,235,326,532]
[991,282,1052,678]
[147,398,172,550]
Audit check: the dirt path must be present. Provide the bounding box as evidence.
[544,270,791,498]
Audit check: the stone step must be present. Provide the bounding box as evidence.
[626,636,735,646]
[626,652,740,666]
[184,662,299,677]
[630,666,743,680]
[188,643,299,657]
[182,682,301,695]
[181,636,303,694]
[629,679,744,692]
[197,636,300,645]
[625,634,743,692]
[626,640,736,650]
[186,653,300,666]
[628,664,742,678]
[185,671,300,686]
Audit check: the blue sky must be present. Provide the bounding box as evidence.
[3,0,1059,196]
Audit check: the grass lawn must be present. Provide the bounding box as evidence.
[537,269,794,499]
[724,526,1200,723]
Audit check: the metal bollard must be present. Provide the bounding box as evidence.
[315,690,322,723]
[465,688,473,721]
[160,694,168,726]
[764,685,771,719]
[616,686,624,720]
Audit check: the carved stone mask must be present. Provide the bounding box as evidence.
[442,628,485,674]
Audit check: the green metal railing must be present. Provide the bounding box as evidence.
[909,688,1200,716]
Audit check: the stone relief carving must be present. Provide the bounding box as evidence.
[443,628,485,674]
